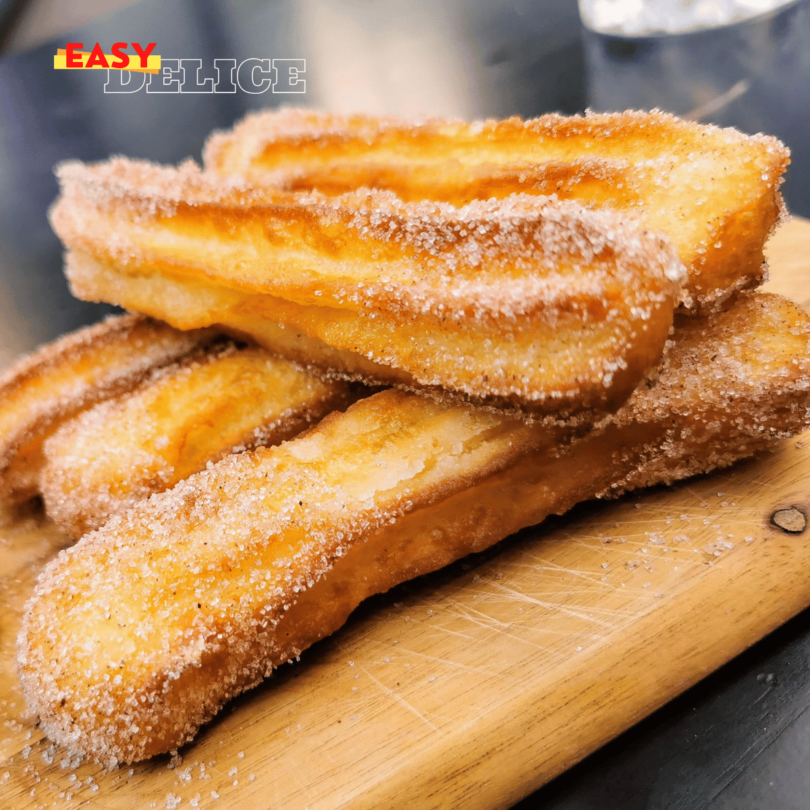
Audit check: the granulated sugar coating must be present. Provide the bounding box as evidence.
[597,293,810,494]
[17,292,810,766]
[40,340,358,538]
[0,314,213,503]
[50,156,684,419]
[203,107,789,311]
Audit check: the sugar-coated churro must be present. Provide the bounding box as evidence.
[41,340,359,537]
[0,314,211,502]
[50,158,684,420]
[18,292,810,765]
[204,108,789,310]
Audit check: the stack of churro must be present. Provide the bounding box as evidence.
[4,109,808,766]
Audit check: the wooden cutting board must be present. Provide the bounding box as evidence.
[3,219,810,810]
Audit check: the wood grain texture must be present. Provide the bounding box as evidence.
[2,218,810,810]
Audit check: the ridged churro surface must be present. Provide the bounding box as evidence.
[41,342,359,537]
[50,157,684,419]
[205,108,789,310]
[0,314,210,502]
[18,292,810,765]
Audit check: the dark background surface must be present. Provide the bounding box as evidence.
[1,1,809,807]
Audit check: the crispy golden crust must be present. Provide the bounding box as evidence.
[50,157,683,420]
[0,314,212,502]
[204,108,789,311]
[18,292,810,765]
[40,342,359,538]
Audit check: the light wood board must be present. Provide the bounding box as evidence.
[2,219,810,810]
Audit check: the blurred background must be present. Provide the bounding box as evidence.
[1,2,810,807]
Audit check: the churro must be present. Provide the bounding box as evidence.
[18,292,810,764]
[0,314,211,502]
[204,108,789,310]
[41,341,358,537]
[50,158,684,419]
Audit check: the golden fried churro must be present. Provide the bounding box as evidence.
[205,108,789,310]
[41,341,358,538]
[50,158,684,419]
[0,314,211,502]
[18,292,810,764]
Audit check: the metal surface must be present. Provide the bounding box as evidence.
[583,0,810,224]
[0,1,808,807]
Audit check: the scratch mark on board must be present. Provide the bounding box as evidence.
[354,662,439,732]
